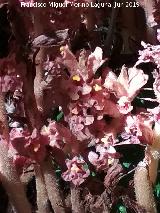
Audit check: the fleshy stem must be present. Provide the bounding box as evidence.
[0,143,32,213]
[32,7,67,213]
[34,164,50,213]
[149,122,160,184]
[134,160,157,213]
[70,184,85,213]
[33,7,46,116]
[41,157,66,213]
[32,7,65,213]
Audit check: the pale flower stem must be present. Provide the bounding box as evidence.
[134,161,157,213]
[70,184,85,213]
[41,157,66,213]
[34,48,45,114]
[149,156,159,184]
[150,122,160,184]
[33,6,46,115]
[0,142,32,213]
[34,164,50,213]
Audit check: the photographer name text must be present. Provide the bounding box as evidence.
[20,1,140,8]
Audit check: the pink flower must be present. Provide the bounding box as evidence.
[104,66,148,100]
[62,156,90,186]
[119,66,148,99]
[81,83,92,95]
[87,47,106,74]
[121,115,154,145]
[61,46,106,81]
[41,121,80,153]
[117,96,133,114]
[66,115,84,134]
[148,106,160,123]
[100,133,116,147]
[10,128,49,162]
[88,145,117,171]
[41,122,67,149]
[135,42,160,68]
[125,116,142,137]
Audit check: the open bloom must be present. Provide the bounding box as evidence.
[104,66,148,100]
[41,121,81,153]
[41,121,69,149]
[10,128,49,162]
[88,145,117,171]
[125,116,142,137]
[62,156,90,186]
[100,133,116,147]
[148,106,160,124]
[121,115,154,145]
[135,41,160,68]
[117,96,133,114]
[60,45,106,81]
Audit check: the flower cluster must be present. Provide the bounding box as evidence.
[10,127,48,163]
[62,156,90,186]
[0,2,160,213]
[1,43,153,186]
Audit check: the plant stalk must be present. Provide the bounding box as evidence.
[34,164,50,213]
[70,184,85,213]
[41,157,66,213]
[134,161,157,213]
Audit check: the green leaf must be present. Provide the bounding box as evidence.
[154,182,160,198]
[122,162,131,169]
[118,205,127,213]
[91,172,96,177]
[56,111,64,122]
